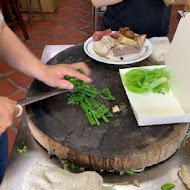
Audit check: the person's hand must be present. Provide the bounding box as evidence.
[0,97,18,134]
[39,62,92,89]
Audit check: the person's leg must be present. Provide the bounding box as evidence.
[0,131,8,183]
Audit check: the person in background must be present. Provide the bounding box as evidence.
[91,0,190,38]
[0,9,91,183]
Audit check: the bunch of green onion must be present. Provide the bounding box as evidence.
[124,68,170,94]
[66,76,115,127]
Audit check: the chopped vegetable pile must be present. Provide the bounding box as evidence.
[65,76,115,127]
[124,169,135,176]
[124,68,170,94]
[161,183,175,190]
[17,146,27,154]
[26,155,31,159]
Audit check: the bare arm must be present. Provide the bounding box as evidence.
[0,22,91,89]
[0,22,44,79]
[0,21,92,133]
[91,0,123,8]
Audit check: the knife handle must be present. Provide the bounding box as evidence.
[0,105,23,138]
[16,104,23,117]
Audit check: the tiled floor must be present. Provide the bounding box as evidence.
[0,0,183,156]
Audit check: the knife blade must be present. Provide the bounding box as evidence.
[17,88,75,106]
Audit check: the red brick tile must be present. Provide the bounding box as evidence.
[44,38,69,45]
[30,47,44,58]
[14,29,26,37]
[45,12,59,18]
[44,11,62,18]
[81,25,94,35]
[22,40,34,49]
[171,5,184,18]
[82,15,94,24]
[26,26,41,35]
[35,20,57,30]
[0,78,18,96]
[65,31,90,44]
[15,26,40,37]
[54,7,74,15]
[7,128,17,156]
[14,121,22,129]
[64,19,89,29]
[82,5,92,13]
[54,7,73,15]
[30,32,54,44]
[9,91,26,101]
[167,31,175,42]
[0,62,15,74]
[31,14,45,22]
[80,0,91,3]
[48,25,74,36]
[169,18,180,32]
[67,10,90,19]
[67,3,86,8]
[49,15,71,23]
[8,72,34,88]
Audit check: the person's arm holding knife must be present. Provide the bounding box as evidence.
[0,13,91,134]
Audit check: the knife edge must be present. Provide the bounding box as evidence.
[17,89,74,106]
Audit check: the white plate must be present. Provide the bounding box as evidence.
[84,36,153,65]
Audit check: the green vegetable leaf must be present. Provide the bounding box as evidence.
[124,170,135,176]
[161,183,175,190]
[26,155,31,159]
[64,76,115,127]
[124,68,170,94]
[99,88,115,101]
[67,161,81,171]
[17,146,27,154]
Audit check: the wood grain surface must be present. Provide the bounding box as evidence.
[26,44,189,170]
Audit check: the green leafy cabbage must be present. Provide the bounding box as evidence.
[124,68,170,94]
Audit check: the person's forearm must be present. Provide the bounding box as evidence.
[0,22,91,89]
[91,0,123,8]
[0,22,45,80]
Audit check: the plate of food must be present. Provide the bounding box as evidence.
[84,27,153,65]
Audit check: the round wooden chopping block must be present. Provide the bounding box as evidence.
[26,44,189,170]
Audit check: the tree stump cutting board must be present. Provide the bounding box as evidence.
[26,44,189,170]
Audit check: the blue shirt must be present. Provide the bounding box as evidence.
[102,0,172,38]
